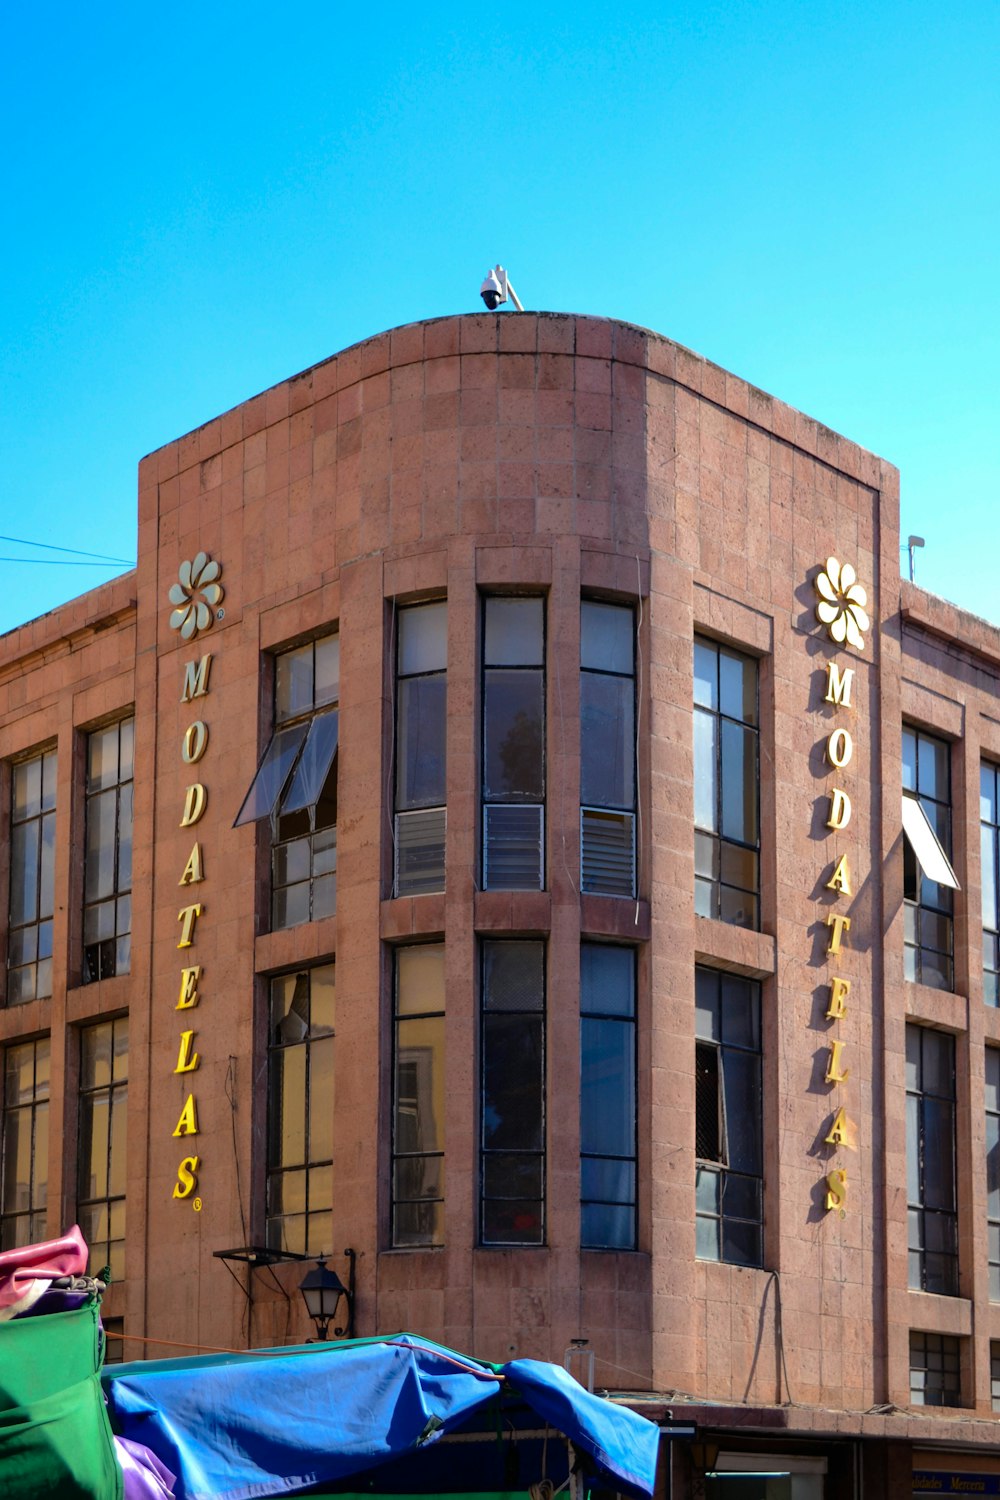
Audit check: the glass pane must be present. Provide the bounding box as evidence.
[719,649,756,726]
[82,1094,110,1200]
[274,1047,307,1167]
[693,711,717,831]
[312,873,336,920]
[984,764,998,824]
[118,720,134,782]
[581,1156,635,1205]
[906,1095,921,1203]
[309,1036,334,1163]
[282,712,339,815]
[118,787,133,892]
[482,1195,543,1245]
[39,812,55,918]
[270,974,308,1044]
[13,759,41,821]
[695,1214,720,1260]
[901,729,918,793]
[394,1196,443,1248]
[484,670,544,799]
[580,1017,633,1156]
[276,644,314,721]
[694,830,716,879]
[484,597,544,666]
[85,789,117,902]
[396,677,447,809]
[720,975,759,1048]
[2,1111,26,1211]
[82,1023,113,1090]
[987,1049,1000,1114]
[984,824,998,928]
[695,969,720,1041]
[923,1030,955,1097]
[109,1089,127,1197]
[720,840,757,894]
[9,821,38,926]
[923,1100,956,1210]
[393,1154,443,1205]
[33,1103,48,1203]
[580,944,634,1017]
[582,1203,634,1249]
[482,1013,543,1150]
[395,1016,444,1152]
[235,723,309,826]
[720,720,757,845]
[309,966,336,1034]
[483,941,544,1011]
[693,639,717,710]
[396,945,446,1017]
[580,602,632,674]
[313,635,340,707]
[722,1217,761,1267]
[580,675,633,808]
[721,1051,762,1173]
[399,604,447,676]
[88,726,120,791]
[41,750,57,811]
[918,735,949,801]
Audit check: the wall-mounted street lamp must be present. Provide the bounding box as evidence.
[299,1249,356,1341]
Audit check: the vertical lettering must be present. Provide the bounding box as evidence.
[825,662,854,708]
[182,721,209,765]
[180,654,213,704]
[180,784,207,828]
[177,903,203,948]
[174,1031,200,1074]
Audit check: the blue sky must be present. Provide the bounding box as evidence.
[2,1,997,634]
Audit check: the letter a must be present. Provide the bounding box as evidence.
[178,843,204,887]
[826,854,852,897]
[824,1106,858,1151]
[172,1094,200,1138]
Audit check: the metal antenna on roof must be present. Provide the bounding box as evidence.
[907,534,925,583]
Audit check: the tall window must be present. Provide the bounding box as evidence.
[78,1017,128,1281]
[580,944,636,1249]
[693,639,759,929]
[992,1343,1000,1413]
[902,727,953,990]
[481,598,545,890]
[480,940,545,1245]
[266,965,334,1256]
[580,602,636,897]
[982,763,1000,1005]
[695,967,763,1266]
[394,604,447,896]
[235,635,339,930]
[1,1037,49,1248]
[8,749,56,1005]
[392,945,445,1247]
[988,1049,1000,1300]
[906,1024,957,1295]
[84,719,133,983]
[910,1331,963,1407]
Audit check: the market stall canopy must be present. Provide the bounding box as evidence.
[102,1332,661,1500]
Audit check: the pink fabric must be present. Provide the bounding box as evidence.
[0,1224,88,1314]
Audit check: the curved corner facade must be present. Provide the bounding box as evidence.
[3,310,1000,1495]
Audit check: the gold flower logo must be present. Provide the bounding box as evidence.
[814,556,869,652]
[168,553,224,640]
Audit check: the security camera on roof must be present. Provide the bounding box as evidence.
[479,265,524,312]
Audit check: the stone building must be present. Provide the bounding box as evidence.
[1,310,999,1497]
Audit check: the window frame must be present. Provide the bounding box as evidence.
[909,1330,963,1407]
[902,726,954,991]
[693,637,760,930]
[906,1022,958,1296]
[694,966,763,1267]
[390,943,446,1248]
[580,600,637,898]
[77,1016,128,1281]
[981,762,1000,1006]
[1,1036,50,1250]
[479,938,546,1246]
[480,596,546,892]
[82,718,134,984]
[393,602,447,898]
[580,943,637,1250]
[7,746,57,1006]
[265,965,335,1258]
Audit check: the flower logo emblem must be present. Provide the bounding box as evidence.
[168,553,225,640]
[814,556,869,652]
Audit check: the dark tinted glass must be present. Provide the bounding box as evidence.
[483,671,544,799]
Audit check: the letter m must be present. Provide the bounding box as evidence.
[825,661,854,708]
[181,654,213,704]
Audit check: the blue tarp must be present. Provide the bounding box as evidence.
[103,1333,660,1500]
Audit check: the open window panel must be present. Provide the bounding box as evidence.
[902,792,960,890]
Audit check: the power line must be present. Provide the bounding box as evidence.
[0,534,134,565]
[0,557,133,567]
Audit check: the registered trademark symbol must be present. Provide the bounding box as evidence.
[216,608,225,620]
[193,1197,203,1212]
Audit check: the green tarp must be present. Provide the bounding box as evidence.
[0,1300,123,1500]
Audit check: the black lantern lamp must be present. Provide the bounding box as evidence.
[299,1248,355,1341]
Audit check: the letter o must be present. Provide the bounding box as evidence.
[827,726,853,769]
[182,720,209,765]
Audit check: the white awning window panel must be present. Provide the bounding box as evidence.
[902,793,960,891]
[233,711,338,828]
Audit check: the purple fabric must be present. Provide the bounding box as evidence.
[115,1436,177,1500]
[15,1287,92,1318]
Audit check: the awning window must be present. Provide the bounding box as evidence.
[234,711,338,827]
[902,792,960,890]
